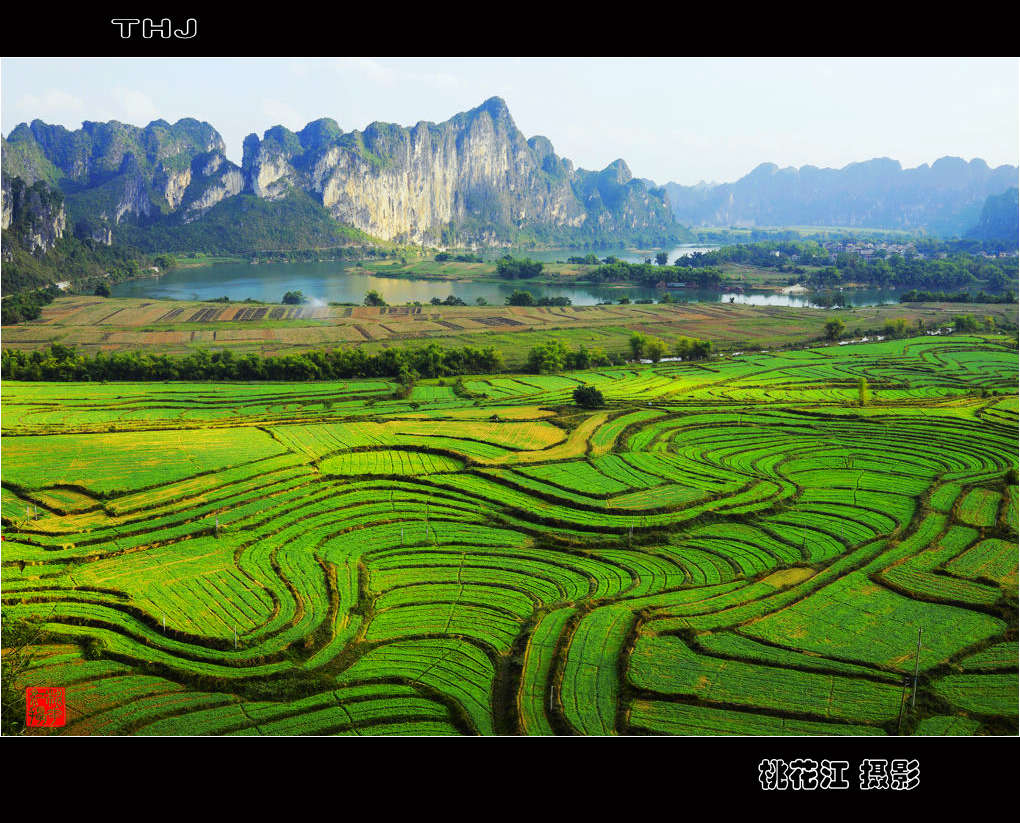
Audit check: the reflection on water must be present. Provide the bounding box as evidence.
[110,259,907,308]
[508,244,721,264]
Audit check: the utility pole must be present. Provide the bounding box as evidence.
[910,628,922,710]
[896,676,908,735]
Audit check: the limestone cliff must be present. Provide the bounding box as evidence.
[239,98,676,244]
[1,172,66,254]
[3,99,681,248]
[3,118,242,227]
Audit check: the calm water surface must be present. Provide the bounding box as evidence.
[111,250,907,308]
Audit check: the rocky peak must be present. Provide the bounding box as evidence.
[603,159,633,186]
[1,172,66,252]
[7,98,680,247]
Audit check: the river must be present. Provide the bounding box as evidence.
[110,249,909,308]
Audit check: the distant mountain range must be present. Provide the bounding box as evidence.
[1,98,681,253]
[658,157,1018,237]
[3,98,1017,261]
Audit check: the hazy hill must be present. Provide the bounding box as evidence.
[661,157,1018,236]
[966,187,1019,245]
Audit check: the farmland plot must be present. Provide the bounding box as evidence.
[2,335,1017,735]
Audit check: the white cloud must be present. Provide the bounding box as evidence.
[334,58,398,87]
[111,88,160,125]
[260,98,305,129]
[418,71,461,91]
[328,59,460,93]
[19,89,86,122]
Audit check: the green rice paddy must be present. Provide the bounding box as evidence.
[2,334,1017,735]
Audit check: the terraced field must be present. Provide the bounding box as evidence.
[2,334,1017,736]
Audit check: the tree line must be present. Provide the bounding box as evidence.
[1,342,505,383]
[3,330,716,382]
[524,333,712,373]
[898,289,1016,304]
[681,239,1017,293]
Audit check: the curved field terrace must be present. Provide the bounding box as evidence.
[2,334,1017,735]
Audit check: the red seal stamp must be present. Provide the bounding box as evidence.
[26,687,66,727]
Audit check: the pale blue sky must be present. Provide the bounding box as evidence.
[2,57,1017,185]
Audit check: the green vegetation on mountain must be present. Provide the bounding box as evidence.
[4,98,687,256]
[1,172,162,294]
[113,191,380,255]
[1,232,158,294]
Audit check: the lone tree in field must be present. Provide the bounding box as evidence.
[282,290,306,305]
[629,332,648,360]
[364,290,387,307]
[573,384,604,408]
[857,376,869,407]
[644,337,668,363]
[824,317,846,340]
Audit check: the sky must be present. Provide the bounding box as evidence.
[1,57,1017,186]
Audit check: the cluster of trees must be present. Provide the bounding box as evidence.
[881,317,918,338]
[567,251,672,266]
[952,314,999,333]
[572,385,604,408]
[824,313,1000,342]
[824,316,920,340]
[899,289,1016,304]
[807,254,1016,292]
[430,295,467,306]
[680,239,1017,293]
[505,290,571,307]
[1,342,505,383]
[282,290,307,305]
[1,285,59,324]
[629,332,712,363]
[526,341,619,373]
[251,246,385,264]
[674,335,714,360]
[682,241,828,270]
[496,256,544,279]
[435,252,483,263]
[583,261,723,288]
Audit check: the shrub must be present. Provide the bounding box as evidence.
[824,318,846,340]
[573,385,605,408]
